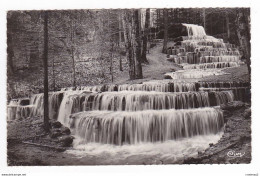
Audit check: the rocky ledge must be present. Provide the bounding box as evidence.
[184,101,251,164]
[7,117,74,165]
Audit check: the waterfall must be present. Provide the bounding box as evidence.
[8,99,19,106]
[199,56,240,63]
[118,82,197,92]
[30,91,64,119]
[57,91,92,126]
[57,90,234,127]
[182,24,206,38]
[200,87,249,102]
[30,93,43,118]
[69,108,224,145]
[7,98,32,120]
[198,81,250,88]
[183,62,239,70]
[168,54,240,65]
[7,22,249,164]
[15,105,34,120]
[165,69,228,79]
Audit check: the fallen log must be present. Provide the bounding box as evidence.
[22,141,66,152]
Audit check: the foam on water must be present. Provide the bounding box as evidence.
[66,132,223,163]
[183,62,239,70]
[165,69,228,79]
[69,108,224,145]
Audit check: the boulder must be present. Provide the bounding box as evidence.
[220,101,245,111]
[243,108,251,119]
[50,131,62,138]
[61,127,71,135]
[164,75,172,79]
[52,121,62,128]
[222,110,232,123]
[59,136,74,147]
[19,98,30,106]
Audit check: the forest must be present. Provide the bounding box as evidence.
[6,8,252,166]
[7,8,250,100]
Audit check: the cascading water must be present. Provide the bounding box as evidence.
[57,90,234,127]
[183,62,239,70]
[118,82,197,92]
[7,23,249,164]
[30,91,64,119]
[7,98,32,120]
[64,23,243,163]
[69,108,224,145]
[182,24,206,39]
[165,69,228,79]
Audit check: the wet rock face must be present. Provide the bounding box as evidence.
[19,98,30,106]
[220,101,245,111]
[52,121,62,128]
[164,75,172,79]
[50,130,62,138]
[184,102,251,164]
[59,136,74,147]
[243,108,251,119]
[49,121,72,141]
[61,127,71,135]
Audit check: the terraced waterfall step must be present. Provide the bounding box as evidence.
[7,23,251,164]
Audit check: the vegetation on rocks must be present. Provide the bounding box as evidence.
[184,101,251,164]
[6,8,251,166]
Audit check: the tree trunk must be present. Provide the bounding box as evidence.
[162,9,168,53]
[226,12,230,39]
[7,31,14,75]
[122,10,135,80]
[141,8,150,63]
[236,9,251,78]
[118,13,122,45]
[52,55,55,91]
[108,12,114,82]
[70,20,76,88]
[43,11,50,132]
[110,45,114,82]
[203,8,206,32]
[118,13,123,71]
[134,10,143,79]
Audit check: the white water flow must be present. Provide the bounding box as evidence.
[165,69,228,79]
[7,23,247,164]
[7,98,32,120]
[66,108,224,163]
[30,91,64,119]
[165,24,242,79]
[67,132,223,164]
[183,62,239,70]
[60,24,243,162]
[63,82,198,93]
[182,24,206,39]
[57,90,234,127]
[118,82,196,92]
[70,108,224,145]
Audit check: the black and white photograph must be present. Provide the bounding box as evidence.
[1,0,259,175]
[5,7,252,165]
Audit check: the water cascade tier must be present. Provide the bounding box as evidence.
[69,108,224,145]
[61,81,249,93]
[72,82,198,93]
[7,92,64,121]
[57,90,234,126]
[7,98,31,120]
[182,62,239,70]
[7,23,250,163]
[165,69,228,79]
[30,91,64,119]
